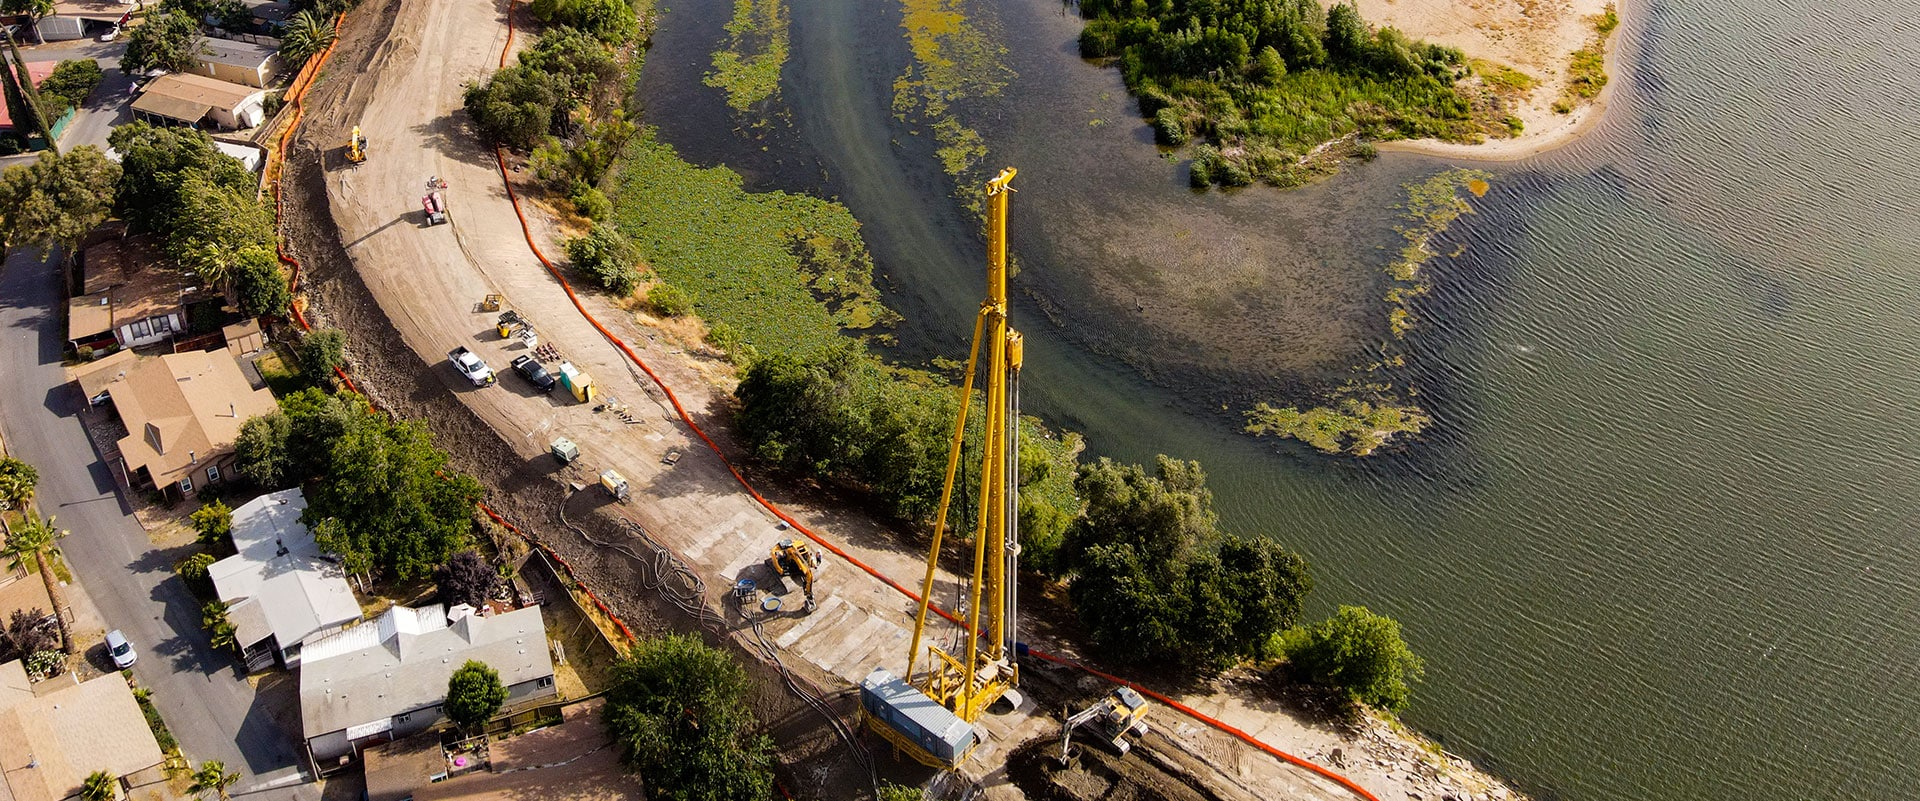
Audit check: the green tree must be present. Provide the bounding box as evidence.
[296,329,346,381]
[120,12,203,76]
[519,26,621,106]
[0,456,38,509]
[80,769,116,801]
[109,122,254,234]
[445,660,509,732]
[604,635,772,801]
[233,249,291,317]
[0,147,120,254]
[462,65,561,150]
[2,26,53,146]
[529,0,637,44]
[305,413,482,580]
[189,499,232,548]
[1283,605,1424,711]
[38,59,104,119]
[563,223,641,295]
[234,412,292,487]
[165,174,275,287]
[188,760,239,801]
[1,514,70,654]
[279,10,335,68]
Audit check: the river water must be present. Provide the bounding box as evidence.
[636,0,1920,798]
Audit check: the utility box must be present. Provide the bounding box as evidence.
[860,669,977,767]
[558,362,594,403]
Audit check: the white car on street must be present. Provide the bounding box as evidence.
[105,629,136,668]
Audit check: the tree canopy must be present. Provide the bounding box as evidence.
[296,329,346,381]
[189,499,232,548]
[0,146,119,253]
[605,635,772,801]
[109,122,256,235]
[529,0,638,44]
[0,457,38,509]
[278,10,335,67]
[1062,456,1313,668]
[1282,605,1424,711]
[463,65,561,150]
[120,12,203,76]
[434,550,499,609]
[564,223,641,295]
[164,174,275,288]
[445,660,509,731]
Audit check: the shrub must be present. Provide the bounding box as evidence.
[530,0,639,44]
[446,660,509,731]
[1152,107,1188,146]
[705,322,758,366]
[296,329,346,380]
[25,650,65,680]
[570,185,612,220]
[434,551,500,609]
[189,500,232,548]
[1282,605,1424,711]
[565,224,642,296]
[39,60,105,118]
[463,66,562,150]
[646,282,694,317]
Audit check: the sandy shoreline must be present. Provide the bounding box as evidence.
[1354,0,1619,161]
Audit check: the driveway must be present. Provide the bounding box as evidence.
[0,247,318,800]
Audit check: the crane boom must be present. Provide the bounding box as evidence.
[892,166,1025,745]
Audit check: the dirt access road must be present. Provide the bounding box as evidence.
[277,0,1453,799]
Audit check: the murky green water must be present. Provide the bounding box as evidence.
[638,0,1920,797]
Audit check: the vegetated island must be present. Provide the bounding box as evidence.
[1075,0,1620,187]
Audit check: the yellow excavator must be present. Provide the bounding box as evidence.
[860,167,1025,768]
[768,538,822,612]
[346,126,367,163]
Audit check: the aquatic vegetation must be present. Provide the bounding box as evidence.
[705,0,790,110]
[1558,4,1619,112]
[1078,0,1515,188]
[1244,396,1431,456]
[892,0,1014,198]
[1244,169,1487,455]
[607,131,898,359]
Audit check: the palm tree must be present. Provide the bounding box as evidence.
[0,456,37,513]
[2,514,71,654]
[201,600,236,652]
[80,770,117,801]
[189,761,239,801]
[278,11,334,68]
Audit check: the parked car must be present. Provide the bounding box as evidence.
[448,347,495,386]
[105,629,136,668]
[98,25,120,42]
[510,355,557,392]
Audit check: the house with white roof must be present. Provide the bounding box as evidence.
[299,603,555,775]
[208,488,362,671]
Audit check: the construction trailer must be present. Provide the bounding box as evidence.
[862,167,1025,768]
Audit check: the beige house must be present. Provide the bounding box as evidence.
[66,232,187,353]
[132,73,269,130]
[72,349,278,500]
[0,661,167,801]
[191,38,285,89]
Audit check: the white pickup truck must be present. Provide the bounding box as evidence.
[448,346,495,386]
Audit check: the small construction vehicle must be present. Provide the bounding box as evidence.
[480,294,504,312]
[767,538,823,613]
[423,175,449,225]
[497,310,522,338]
[1059,687,1151,762]
[448,346,495,386]
[346,126,367,163]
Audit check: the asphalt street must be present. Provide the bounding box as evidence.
[0,247,318,799]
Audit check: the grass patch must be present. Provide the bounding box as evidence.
[1558,3,1618,111]
[705,0,790,110]
[606,131,899,360]
[1471,59,1536,94]
[254,344,311,397]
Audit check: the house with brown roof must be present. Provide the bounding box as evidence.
[66,232,189,353]
[0,661,167,801]
[71,348,278,500]
[132,72,270,130]
[190,37,285,89]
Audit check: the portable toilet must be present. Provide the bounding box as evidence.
[558,362,595,403]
